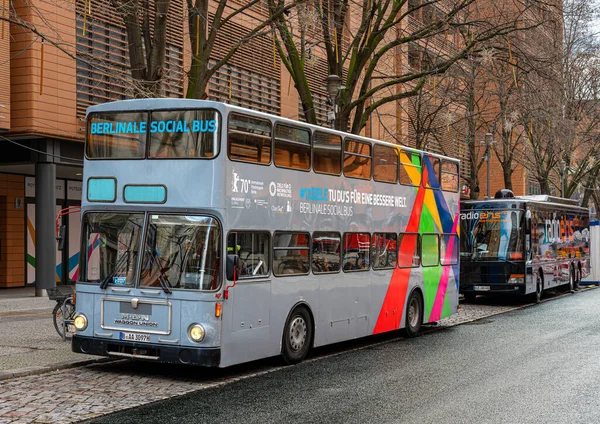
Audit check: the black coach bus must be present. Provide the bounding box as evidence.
[460,190,590,302]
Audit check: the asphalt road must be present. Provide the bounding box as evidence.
[84,288,600,424]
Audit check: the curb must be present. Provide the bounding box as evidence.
[0,357,117,382]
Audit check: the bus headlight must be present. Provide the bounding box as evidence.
[189,324,205,342]
[508,277,524,285]
[73,314,88,331]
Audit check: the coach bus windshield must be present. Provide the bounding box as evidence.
[81,213,221,291]
[460,210,524,261]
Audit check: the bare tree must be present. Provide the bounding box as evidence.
[268,0,547,134]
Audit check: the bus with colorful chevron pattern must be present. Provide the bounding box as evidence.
[71,99,460,367]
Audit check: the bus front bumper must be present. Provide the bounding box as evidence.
[72,335,220,367]
[460,283,526,295]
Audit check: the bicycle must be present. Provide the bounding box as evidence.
[48,286,77,341]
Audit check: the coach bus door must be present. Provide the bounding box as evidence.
[524,210,536,294]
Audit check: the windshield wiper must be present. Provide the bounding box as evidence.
[99,251,132,290]
[149,251,172,294]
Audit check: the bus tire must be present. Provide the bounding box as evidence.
[282,306,312,365]
[402,289,423,338]
[574,265,581,290]
[568,266,575,293]
[529,274,543,304]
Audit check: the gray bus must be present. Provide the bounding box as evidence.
[460,189,590,302]
[71,99,460,367]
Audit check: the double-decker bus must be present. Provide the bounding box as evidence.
[460,189,590,302]
[70,99,460,367]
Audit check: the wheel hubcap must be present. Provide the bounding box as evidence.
[408,298,419,328]
[289,316,307,352]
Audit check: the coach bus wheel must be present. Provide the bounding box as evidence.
[530,274,543,304]
[568,267,575,293]
[403,290,423,338]
[282,306,313,365]
[574,266,581,290]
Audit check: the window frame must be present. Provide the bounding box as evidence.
[342,232,371,273]
[272,231,311,277]
[397,232,421,268]
[371,232,398,270]
[227,231,272,279]
[421,233,440,267]
[441,160,460,193]
[440,233,459,266]
[373,144,399,184]
[273,122,312,172]
[227,112,273,166]
[343,138,372,180]
[312,130,342,176]
[85,110,149,161]
[147,108,222,160]
[399,149,423,187]
[311,231,342,274]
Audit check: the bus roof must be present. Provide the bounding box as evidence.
[461,196,588,213]
[86,98,460,164]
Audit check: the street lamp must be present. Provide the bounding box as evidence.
[481,133,495,199]
[325,74,343,129]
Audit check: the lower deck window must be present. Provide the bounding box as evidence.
[273,232,310,276]
[227,232,270,278]
[343,233,370,271]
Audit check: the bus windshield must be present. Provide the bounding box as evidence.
[460,210,524,261]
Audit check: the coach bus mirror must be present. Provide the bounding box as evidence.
[57,225,66,251]
[226,254,240,281]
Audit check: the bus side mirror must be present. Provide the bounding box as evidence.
[57,225,66,251]
[226,254,240,281]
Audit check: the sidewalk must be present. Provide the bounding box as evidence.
[0,287,106,381]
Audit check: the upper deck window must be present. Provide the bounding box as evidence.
[149,109,220,158]
[344,139,372,180]
[399,150,421,186]
[313,131,342,175]
[373,144,398,184]
[274,123,311,170]
[441,161,459,192]
[228,113,272,165]
[87,112,148,159]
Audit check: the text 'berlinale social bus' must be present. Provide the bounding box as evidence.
[70,99,460,367]
[460,189,590,303]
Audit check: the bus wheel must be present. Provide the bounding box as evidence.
[403,290,423,338]
[530,274,543,304]
[568,267,575,293]
[574,266,581,291]
[282,306,312,365]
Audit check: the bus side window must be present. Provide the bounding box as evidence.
[344,140,372,180]
[342,233,370,272]
[228,232,270,278]
[273,232,310,276]
[398,233,420,268]
[399,150,422,186]
[228,113,272,165]
[371,233,397,269]
[312,232,341,274]
[421,234,439,266]
[373,145,398,184]
[313,131,342,175]
[274,123,311,171]
[440,234,458,265]
[441,161,459,192]
[424,155,441,189]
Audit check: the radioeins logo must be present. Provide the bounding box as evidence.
[459,211,502,220]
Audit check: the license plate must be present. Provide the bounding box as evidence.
[473,285,490,291]
[120,332,151,342]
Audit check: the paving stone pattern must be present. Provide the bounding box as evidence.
[0,291,590,424]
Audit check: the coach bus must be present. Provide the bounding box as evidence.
[70,99,460,367]
[460,189,590,302]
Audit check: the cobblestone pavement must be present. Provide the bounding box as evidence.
[0,287,595,424]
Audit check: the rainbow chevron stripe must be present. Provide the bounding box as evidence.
[373,153,459,333]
